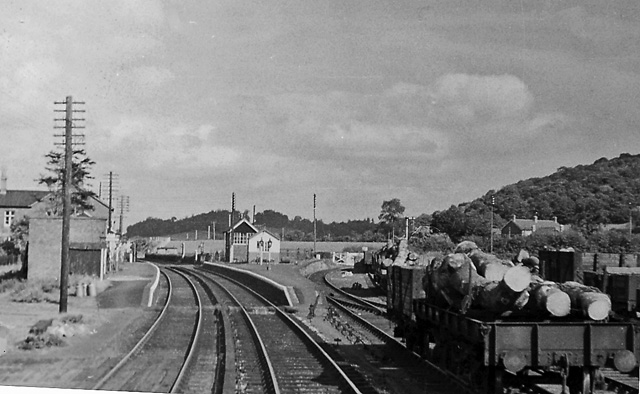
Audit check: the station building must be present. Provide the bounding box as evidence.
[224,218,281,263]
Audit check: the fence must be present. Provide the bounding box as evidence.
[280,248,314,263]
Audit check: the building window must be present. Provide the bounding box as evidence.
[232,232,249,244]
[4,210,15,227]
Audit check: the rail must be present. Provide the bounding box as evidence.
[91,269,174,390]
[197,268,365,394]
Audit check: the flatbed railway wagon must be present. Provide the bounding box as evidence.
[387,264,639,394]
[414,300,638,394]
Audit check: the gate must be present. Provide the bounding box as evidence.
[69,242,102,276]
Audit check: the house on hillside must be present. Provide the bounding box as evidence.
[501,215,564,237]
[599,223,632,232]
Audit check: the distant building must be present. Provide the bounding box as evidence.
[0,172,48,240]
[248,230,281,263]
[501,215,564,237]
[598,223,632,232]
[28,194,111,280]
[224,218,259,262]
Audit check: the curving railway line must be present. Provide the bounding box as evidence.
[187,266,368,394]
[91,267,219,393]
[83,261,636,394]
[309,269,474,394]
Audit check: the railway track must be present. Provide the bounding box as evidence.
[190,267,369,393]
[318,270,474,394]
[92,267,217,393]
[175,267,276,393]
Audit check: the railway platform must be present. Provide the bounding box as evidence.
[97,261,160,309]
[225,261,328,309]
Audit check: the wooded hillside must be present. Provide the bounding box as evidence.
[431,153,640,240]
[128,153,640,246]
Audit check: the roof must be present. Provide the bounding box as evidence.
[249,229,280,241]
[225,218,259,234]
[0,190,49,208]
[509,218,561,231]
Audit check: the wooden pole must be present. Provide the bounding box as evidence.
[59,96,73,313]
[107,172,113,233]
[490,196,495,253]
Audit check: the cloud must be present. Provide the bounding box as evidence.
[94,116,238,171]
[430,73,534,125]
[131,66,175,90]
[322,121,446,160]
[551,6,640,52]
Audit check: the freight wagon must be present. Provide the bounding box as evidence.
[384,248,639,394]
[583,267,640,316]
[538,250,640,316]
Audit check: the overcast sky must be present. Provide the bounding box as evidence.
[3,1,640,227]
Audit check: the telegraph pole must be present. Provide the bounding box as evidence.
[108,172,113,233]
[100,172,119,234]
[490,196,495,254]
[54,96,85,313]
[117,195,130,235]
[313,193,317,253]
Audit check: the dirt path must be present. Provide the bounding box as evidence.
[0,291,161,389]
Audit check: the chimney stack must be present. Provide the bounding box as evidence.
[0,167,6,195]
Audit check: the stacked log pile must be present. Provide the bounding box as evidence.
[390,240,613,320]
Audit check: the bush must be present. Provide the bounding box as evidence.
[410,232,455,254]
[10,278,59,303]
[19,333,66,350]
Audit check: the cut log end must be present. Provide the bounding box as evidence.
[502,265,532,292]
[584,294,612,320]
[545,290,571,317]
[483,264,510,282]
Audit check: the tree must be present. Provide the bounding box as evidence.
[431,205,467,241]
[38,148,97,215]
[378,198,405,235]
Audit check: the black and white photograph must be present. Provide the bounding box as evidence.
[0,1,639,393]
